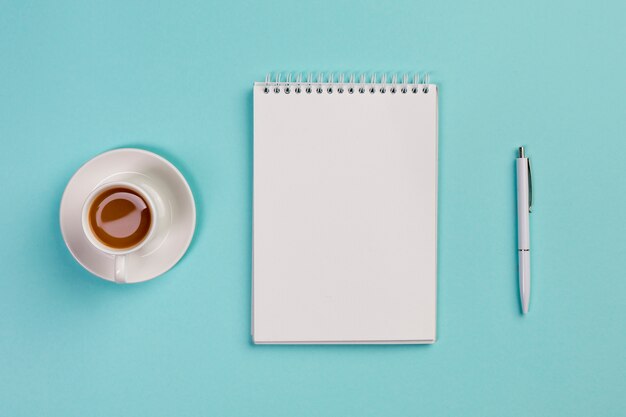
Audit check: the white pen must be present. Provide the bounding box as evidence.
[516,147,532,314]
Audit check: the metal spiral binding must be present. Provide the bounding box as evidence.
[263,72,432,95]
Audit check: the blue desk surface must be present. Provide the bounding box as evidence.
[1,1,625,416]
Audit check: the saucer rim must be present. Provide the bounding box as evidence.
[59,147,196,283]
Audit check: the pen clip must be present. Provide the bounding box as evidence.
[527,158,532,213]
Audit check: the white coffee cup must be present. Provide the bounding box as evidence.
[81,178,164,283]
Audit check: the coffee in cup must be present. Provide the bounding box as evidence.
[88,187,152,250]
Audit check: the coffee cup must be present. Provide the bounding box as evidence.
[81,177,164,283]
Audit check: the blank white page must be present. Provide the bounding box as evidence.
[253,81,438,344]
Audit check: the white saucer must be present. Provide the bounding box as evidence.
[60,148,196,283]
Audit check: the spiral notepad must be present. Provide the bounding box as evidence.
[253,73,438,344]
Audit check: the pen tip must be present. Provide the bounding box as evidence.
[519,147,525,158]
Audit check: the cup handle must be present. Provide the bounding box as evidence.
[114,255,127,284]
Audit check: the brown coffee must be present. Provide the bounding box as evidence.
[88,187,152,250]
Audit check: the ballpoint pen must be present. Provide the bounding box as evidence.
[516,147,532,314]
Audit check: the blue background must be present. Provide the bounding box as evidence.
[1,0,625,416]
